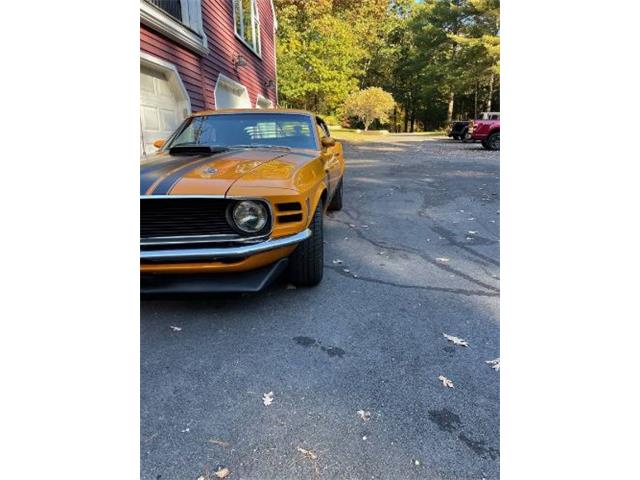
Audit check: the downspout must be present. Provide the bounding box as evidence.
[271,0,279,106]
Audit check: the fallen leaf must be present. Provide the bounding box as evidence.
[286,284,297,290]
[465,236,474,240]
[296,447,318,460]
[262,391,274,406]
[485,358,500,371]
[362,436,367,440]
[352,274,359,278]
[443,333,469,347]
[181,427,190,433]
[357,409,371,421]
[361,224,369,228]
[435,257,450,263]
[349,223,356,228]
[438,375,454,388]
[215,467,230,479]
[343,268,350,273]
[332,259,343,264]
[468,230,478,235]
[208,439,230,447]
[169,326,182,332]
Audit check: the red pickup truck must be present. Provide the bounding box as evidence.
[471,118,500,151]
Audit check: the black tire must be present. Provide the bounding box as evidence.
[484,132,500,151]
[287,201,324,286]
[453,135,460,140]
[481,139,488,149]
[461,129,471,142]
[328,179,343,211]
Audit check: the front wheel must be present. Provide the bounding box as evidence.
[287,201,324,286]
[328,179,343,211]
[484,132,500,151]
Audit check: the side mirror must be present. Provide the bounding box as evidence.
[153,139,166,149]
[321,136,336,148]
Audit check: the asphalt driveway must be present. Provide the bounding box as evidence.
[141,136,500,480]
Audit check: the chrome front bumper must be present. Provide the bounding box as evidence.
[140,229,311,262]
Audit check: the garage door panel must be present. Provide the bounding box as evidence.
[141,105,160,131]
[156,79,174,98]
[141,63,187,157]
[140,71,156,94]
[159,109,177,131]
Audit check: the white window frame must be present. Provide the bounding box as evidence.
[232,0,262,57]
[140,0,209,55]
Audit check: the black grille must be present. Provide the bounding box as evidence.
[141,198,237,239]
[278,213,303,223]
[276,202,302,212]
[450,121,470,134]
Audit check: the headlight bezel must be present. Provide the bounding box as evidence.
[227,199,271,235]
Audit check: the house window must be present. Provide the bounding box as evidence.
[141,0,208,55]
[147,0,182,21]
[233,0,261,56]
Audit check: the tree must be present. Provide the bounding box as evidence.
[344,87,395,130]
[274,0,368,113]
[273,0,500,130]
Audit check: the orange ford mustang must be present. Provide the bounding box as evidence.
[141,109,345,293]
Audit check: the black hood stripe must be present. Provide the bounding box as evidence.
[140,157,201,195]
[148,150,240,195]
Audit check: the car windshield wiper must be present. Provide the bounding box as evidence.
[227,144,291,151]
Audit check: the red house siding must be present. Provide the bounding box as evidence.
[140,0,277,111]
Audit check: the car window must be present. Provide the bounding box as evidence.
[168,113,319,150]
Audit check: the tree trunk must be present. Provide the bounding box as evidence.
[474,81,478,119]
[410,108,415,133]
[487,74,494,111]
[403,105,409,133]
[393,106,397,133]
[447,91,455,124]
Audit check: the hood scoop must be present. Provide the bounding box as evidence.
[169,145,229,156]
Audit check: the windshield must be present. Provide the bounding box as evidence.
[166,113,318,150]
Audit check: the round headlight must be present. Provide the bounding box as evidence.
[231,200,268,233]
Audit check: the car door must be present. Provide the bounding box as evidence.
[316,117,343,199]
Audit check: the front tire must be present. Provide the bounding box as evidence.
[484,132,500,151]
[287,201,324,286]
[328,179,343,211]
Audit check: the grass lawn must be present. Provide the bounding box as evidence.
[330,127,447,142]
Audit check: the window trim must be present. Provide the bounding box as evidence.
[140,0,209,56]
[232,0,262,58]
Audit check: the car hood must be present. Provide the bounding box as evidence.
[140,148,290,196]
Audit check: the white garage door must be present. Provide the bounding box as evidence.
[214,74,251,110]
[140,66,183,155]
